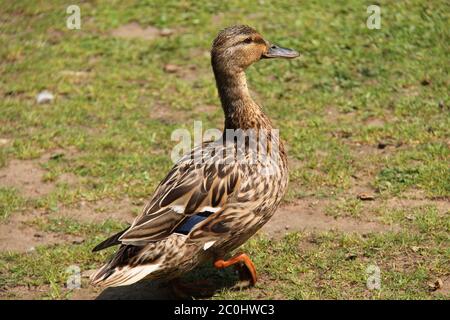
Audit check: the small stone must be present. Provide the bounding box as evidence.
[411,246,420,252]
[428,278,443,291]
[163,64,179,73]
[357,193,375,201]
[0,138,10,146]
[36,90,54,104]
[72,238,85,245]
[159,28,173,36]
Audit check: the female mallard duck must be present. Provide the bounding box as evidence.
[91,25,299,288]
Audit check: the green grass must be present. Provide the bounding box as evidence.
[0,0,449,299]
[213,230,449,299]
[26,217,127,237]
[379,204,450,236]
[0,241,113,299]
[326,198,363,218]
[0,188,25,220]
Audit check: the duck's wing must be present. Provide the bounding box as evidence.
[120,163,239,245]
[97,145,240,248]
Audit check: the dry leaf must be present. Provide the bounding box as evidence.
[357,193,375,201]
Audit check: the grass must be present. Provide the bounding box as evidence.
[0,0,449,299]
[0,188,25,220]
[326,198,363,218]
[26,217,127,237]
[204,228,448,299]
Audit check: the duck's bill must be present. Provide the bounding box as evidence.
[262,44,299,59]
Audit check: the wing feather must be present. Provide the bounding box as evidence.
[115,144,240,245]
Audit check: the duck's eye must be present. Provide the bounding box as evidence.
[243,37,253,44]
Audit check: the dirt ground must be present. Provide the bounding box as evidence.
[1,155,448,299]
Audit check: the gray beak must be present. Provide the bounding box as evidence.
[262,44,299,59]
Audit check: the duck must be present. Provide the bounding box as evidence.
[90,25,299,289]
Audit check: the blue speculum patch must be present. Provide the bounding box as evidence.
[175,215,208,235]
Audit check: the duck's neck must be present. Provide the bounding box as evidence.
[213,67,272,130]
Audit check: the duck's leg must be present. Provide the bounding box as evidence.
[214,253,257,286]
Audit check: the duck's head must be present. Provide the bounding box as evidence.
[211,25,299,73]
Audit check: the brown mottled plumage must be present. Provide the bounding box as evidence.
[90,25,299,288]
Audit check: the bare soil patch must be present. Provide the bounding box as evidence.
[110,23,177,40]
[0,196,139,253]
[51,197,141,223]
[211,13,224,25]
[324,105,342,122]
[0,285,49,300]
[376,198,450,213]
[188,48,210,60]
[432,276,450,297]
[0,148,81,199]
[197,103,218,112]
[264,196,449,239]
[365,117,385,128]
[0,214,83,252]
[149,102,186,124]
[163,63,201,82]
[0,160,53,198]
[263,199,396,238]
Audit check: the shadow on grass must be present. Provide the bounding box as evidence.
[96,262,240,300]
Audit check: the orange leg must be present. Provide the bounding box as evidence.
[214,253,257,286]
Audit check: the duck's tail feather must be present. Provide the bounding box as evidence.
[92,227,129,252]
[90,263,161,287]
[90,245,161,287]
